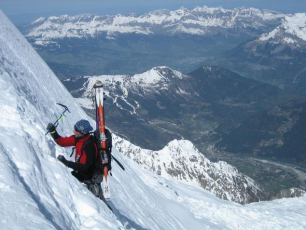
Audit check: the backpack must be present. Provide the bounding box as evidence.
[81,128,112,173]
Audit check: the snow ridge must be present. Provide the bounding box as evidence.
[113,136,263,204]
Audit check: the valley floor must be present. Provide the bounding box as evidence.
[205,148,306,197]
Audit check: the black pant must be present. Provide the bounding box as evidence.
[71,170,91,182]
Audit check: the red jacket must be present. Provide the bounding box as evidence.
[54,134,98,178]
[56,135,92,164]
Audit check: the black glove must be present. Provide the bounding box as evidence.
[47,123,56,133]
[57,155,67,165]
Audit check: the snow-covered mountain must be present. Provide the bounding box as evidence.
[113,137,265,204]
[25,6,284,45]
[259,13,306,48]
[1,8,306,230]
[75,66,191,112]
[209,12,306,97]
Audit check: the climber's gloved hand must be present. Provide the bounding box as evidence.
[57,155,67,165]
[47,123,56,133]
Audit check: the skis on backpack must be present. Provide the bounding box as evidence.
[93,80,110,199]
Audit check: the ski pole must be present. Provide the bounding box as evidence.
[112,155,125,171]
[45,103,70,135]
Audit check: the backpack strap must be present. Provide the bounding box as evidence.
[77,136,97,163]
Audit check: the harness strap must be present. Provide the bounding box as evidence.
[70,147,76,158]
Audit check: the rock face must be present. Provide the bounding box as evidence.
[113,135,268,204]
[276,188,305,199]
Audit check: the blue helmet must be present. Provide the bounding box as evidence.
[74,119,93,135]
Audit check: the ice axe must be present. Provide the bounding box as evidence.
[45,103,70,135]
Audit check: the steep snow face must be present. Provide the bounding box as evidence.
[0,10,122,230]
[113,136,263,204]
[0,10,190,230]
[259,13,306,47]
[25,6,284,44]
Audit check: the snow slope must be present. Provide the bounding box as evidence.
[0,9,122,230]
[128,156,306,230]
[0,10,184,230]
[1,9,306,230]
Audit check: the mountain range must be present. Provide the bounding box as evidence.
[21,6,286,77]
[25,6,284,43]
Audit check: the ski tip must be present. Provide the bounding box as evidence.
[93,80,103,88]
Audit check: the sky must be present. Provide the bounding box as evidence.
[0,0,305,25]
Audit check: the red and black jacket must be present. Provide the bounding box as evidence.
[51,131,98,179]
